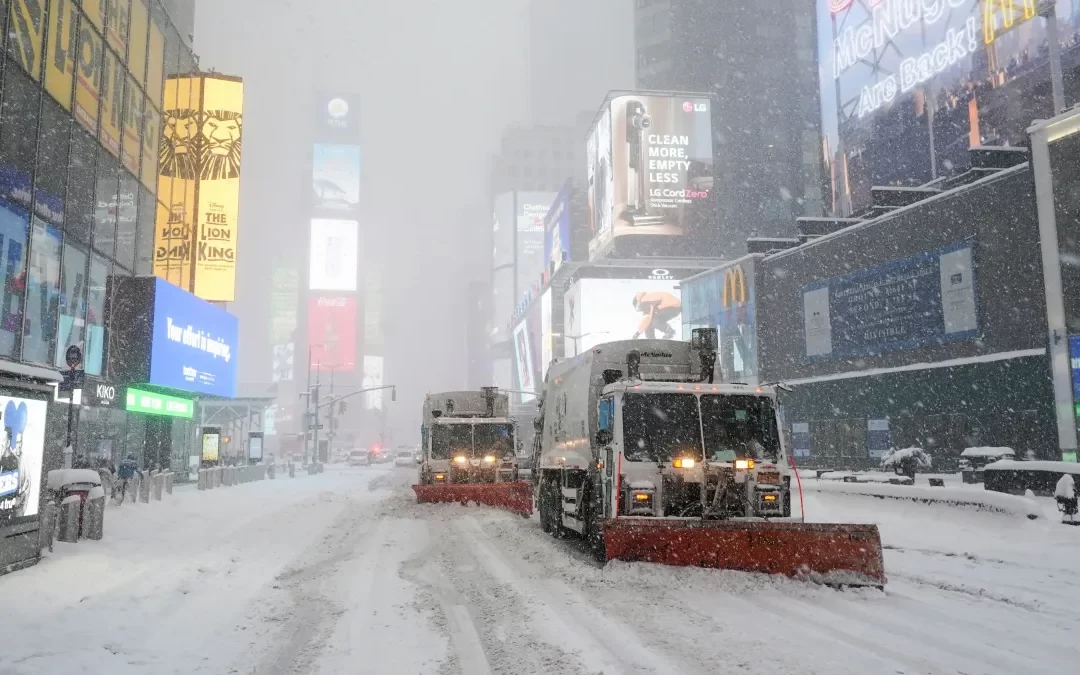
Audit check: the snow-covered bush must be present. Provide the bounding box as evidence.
[880,447,933,472]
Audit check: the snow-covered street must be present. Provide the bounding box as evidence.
[3,466,1077,675]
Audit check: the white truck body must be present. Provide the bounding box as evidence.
[419,390,518,484]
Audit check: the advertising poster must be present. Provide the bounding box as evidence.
[155,76,201,290]
[192,75,244,302]
[45,0,78,111]
[562,279,583,358]
[588,94,713,259]
[270,264,299,343]
[6,0,46,81]
[543,182,572,276]
[201,429,220,462]
[128,0,148,85]
[99,49,123,157]
[540,289,552,381]
[105,0,130,56]
[312,143,361,213]
[271,342,294,383]
[309,219,358,291]
[139,99,160,190]
[802,243,979,360]
[512,317,535,403]
[74,21,103,134]
[316,92,360,140]
[363,355,384,409]
[0,396,47,521]
[249,433,264,460]
[569,278,684,356]
[682,258,759,383]
[149,278,239,397]
[792,422,812,458]
[819,0,1078,215]
[308,295,357,372]
[516,192,556,299]
[121,75,143,175]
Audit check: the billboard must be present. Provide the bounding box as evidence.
[540,288,552,382]
[682,257,760,383]
[544,182,572,276]
[270,264,299,343]
[587,93,713,259]
[818,0,1079,215]
[516,192,556,299]
[271,343,294,383]
[512,307,541,403]
[564,278,683,357]
[75,20,103,134]
[308,295,356,372]
[316,92,360,140]
[156,76,201,291]
[312,143,361,213]
[125,387,194,419]
[149,278,239,396]
[802,242,979,361]
[362,355,384,409]
[45,0,78,110]
[7,0,46,81]
[309,219,358,291]
[0,396,47,520]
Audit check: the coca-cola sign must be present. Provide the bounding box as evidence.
[317,296,348,307]
[308,295,356,373]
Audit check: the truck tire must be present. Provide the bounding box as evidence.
[539,475,553,533]
[542,475,566,539]
[582,475,606,562]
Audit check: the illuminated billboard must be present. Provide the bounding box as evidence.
[45,0,78,110]
[309,219,358,291]
[516,191,556,299]
[363,355,384,409]
[587,93,713,259]
[315,92,360,141]
[7,0,46,81]
[0,396,48,521]
[312,143,361,213]
[512,307,541,403]
[308,295,356,373]
[564,278,683,357]
[819,0,1077,215]
[682,257,759,384]
[270,264,299,343]
[540,288,552,381]
[543,183,571,276]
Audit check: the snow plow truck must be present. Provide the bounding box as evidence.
[413,388,532,516]
[531,330,885,586]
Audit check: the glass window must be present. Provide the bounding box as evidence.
[54,242,88,369]
[0,197,29,359]
[134,188,154,274]
[178,45,196,75]
[621,393,703,463]
[22,221,62,364]
[0,66,42,177]
[6,0,47,81]
[93,149,119,257]
[66,127,97,244]
[114,174,138,270]
[34,97,70,227]
[430,424,472,460]
[700,395,780,463]
[473,423,514,458]
[85,253,108,375]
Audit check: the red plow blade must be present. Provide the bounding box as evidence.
[412,481,533,517]
[603,518,885,587]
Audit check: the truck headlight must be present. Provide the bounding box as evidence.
[735,459,755,470]
[672,458,695,469]
[483,455,495,463]
[453,456,467,465]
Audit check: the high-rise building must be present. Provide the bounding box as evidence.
[490,118,592,196]
[527,0,635,125]
[635,1,824,255]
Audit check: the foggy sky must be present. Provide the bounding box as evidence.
[193,0,533,442]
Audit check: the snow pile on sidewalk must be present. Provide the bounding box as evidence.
[804,477,1041,518]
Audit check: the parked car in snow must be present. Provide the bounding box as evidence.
[394,450,414,467]
[347,450,370,467]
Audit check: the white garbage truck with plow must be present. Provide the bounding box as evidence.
[532,330,885,585]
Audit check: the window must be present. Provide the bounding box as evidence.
[93,149,119,258]
[621,393,703,463]
[0,67,42,177]
[22,221,62,364]
[134,188,154,274]
[85,254,108,375]
[66,127,98,244]
[34,98,70,229]
[114,174,138,271]
[0,196,29,359]
[54,242,88,369]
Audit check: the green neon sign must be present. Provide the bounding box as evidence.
[126,387,194,419]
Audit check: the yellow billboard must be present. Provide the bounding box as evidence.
[146,16,165,107]
[121,75,142,174]
[7,0,47,80]
[44,0,78,110]
[139,97,160,189]
[74,22,103,134]
[154,76,200,289]
[83,0,105,31]
[193,76,244,302]
[127,0,148,83]
[105,0,131,56]
[99,49,123,157]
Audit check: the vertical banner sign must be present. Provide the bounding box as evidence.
[99,48,123,156]
[127,0,148,84]
[121,75,142,174]
[45,0,78,110]
[154,76,200,290]
[105,0,130,57]
[193,76,243,301]
[6,0,47,81]
[74,22,103,134]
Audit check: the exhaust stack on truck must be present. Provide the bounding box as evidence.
[531,329,885,586]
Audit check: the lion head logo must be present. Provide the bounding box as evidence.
[159,109,200,180]
[199,110,243,180]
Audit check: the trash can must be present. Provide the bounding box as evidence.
[46,469,104,543]
[58,495,82,543]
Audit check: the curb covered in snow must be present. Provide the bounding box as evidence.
[802,478,1042,519]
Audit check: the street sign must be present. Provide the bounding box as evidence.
[309,424,324,430]
[59,369,85,393]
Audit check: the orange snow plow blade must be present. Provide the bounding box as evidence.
[603,518,885,587]
[412,481,533,517]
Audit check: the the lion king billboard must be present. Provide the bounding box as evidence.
[155,73,244,302]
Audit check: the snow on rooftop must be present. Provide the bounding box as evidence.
[961,447,1016,458]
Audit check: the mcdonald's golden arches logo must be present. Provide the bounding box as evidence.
[983,0,1037,45]
[721,265,748,309]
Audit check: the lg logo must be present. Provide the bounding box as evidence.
[682,101,707,113]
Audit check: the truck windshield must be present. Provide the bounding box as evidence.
[430,424,472,460]
[622,393,704,463]
[699,395,780,463]
[473,423,514,458]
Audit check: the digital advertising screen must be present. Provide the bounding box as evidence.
[544,182,572,276]
[516,191,556,299]
[567,278,684,356]
[149,278,239,397]
[312,143,361,213]
[308,295,357,373]
[819,0,1080,215]
[315,92,360,141]
[309,219,358,291]
[0,396,48,521]
[682,258,759,383]
[512,311,538,403]
[588,93,713,259]
[362,355,384,409]
[540,289,552,382]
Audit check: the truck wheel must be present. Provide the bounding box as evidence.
[543,477,565,539]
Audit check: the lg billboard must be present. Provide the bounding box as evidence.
[587,93,714,259]
[563,278,684,357]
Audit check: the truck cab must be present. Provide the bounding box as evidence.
[418,388,520,485]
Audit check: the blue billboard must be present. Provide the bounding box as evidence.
[802,242,979,361]
[543,181,571,276]
[149,278,238,397]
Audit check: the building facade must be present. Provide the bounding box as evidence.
[635,0,825,254]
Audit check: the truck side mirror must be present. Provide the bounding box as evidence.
[596,429,612,446]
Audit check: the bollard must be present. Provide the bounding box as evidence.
[152,474,164,501]
[260,464,268,480]
[165,472,174,494]
[289,463,295,478]
[267,463,275,480]
[38,503,56,553]
[214,467,222,488]
[58,495,81,543]
[198,469,207,490]
[82,486,105,540]
[139,471,151,503]
[130,472,142,503]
